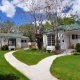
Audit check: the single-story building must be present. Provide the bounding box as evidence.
[0,33,29,50]
[43,23,80,50]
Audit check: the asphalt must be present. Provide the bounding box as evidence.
[4,50,72,80]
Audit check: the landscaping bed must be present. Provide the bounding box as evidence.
[0,51,29,80]
[50,55,80,80]
[13,49,53,65]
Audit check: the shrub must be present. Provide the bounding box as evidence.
[73,51,80,55]
[1,45,8,50]
[29,45,37,50]
[75,43,80,52]
[51,50,55,53]
[69,44,74,49]
[15,46,21,50]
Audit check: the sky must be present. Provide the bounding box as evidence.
[0,0,80,26]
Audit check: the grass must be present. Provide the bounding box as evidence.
[50,55,80,80]
[13,49,53,65]
[0,50,29,80]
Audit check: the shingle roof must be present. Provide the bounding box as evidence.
[0,33,28,39]
[58,23,80,31]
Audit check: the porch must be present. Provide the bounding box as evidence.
[8,38,16,50]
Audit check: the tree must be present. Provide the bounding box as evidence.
[0,20,14,33]
[44,0,74,50]
[43,21,52,31]
[58,17,75,26]
[20,0,46,50]
[18,24,36,42]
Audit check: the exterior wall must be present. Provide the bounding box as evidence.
[43,34,47,48]
[59,30,68,50]
[1,37,8,46]
[16,38,21,48]
[62,30,80,49]
[43,34,55,50]
[68,30,80,47]
[21,39,28,48]
[0,37,28,50]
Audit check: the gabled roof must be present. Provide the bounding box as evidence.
[0,33,28,39]
[58,23,80,31]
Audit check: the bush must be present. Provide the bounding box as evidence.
[1,45,8,50]
[29,45,37,50]
[73,51,80,55]
[15,46,21,50]
[75,43,80,52]
[69,44,74,49]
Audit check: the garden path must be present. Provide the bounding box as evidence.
[4,50,72,80]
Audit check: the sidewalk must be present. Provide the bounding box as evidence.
[4,51,68,80]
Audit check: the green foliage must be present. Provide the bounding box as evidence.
[58,17,75,26]
[72,51,80,55]
[75,43,80,52]
[18,24,35,42]
[43,21,52,31]
[1,45,8,50]
[50,55,80,80]
[13,49,53,65]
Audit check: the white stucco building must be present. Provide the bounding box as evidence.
[43,23,80,50]
[0,33,29,50]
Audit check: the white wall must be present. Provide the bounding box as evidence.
[21,39,28,48]
[66,30,80,48]
[59,31,68,50]
[43,34,47,48]
[2,37,8,46]
[16,38,21,48]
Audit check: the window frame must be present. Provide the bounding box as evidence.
[47,34,55,46]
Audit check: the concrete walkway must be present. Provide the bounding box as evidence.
[4,51,71,80]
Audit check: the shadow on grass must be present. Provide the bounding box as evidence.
[0,74,19,80]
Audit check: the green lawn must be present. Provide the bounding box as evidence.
[50,55,80,80]
[13,49,53,65]
[0,50,29,80]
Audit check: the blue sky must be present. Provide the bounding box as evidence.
[0,7,30,26]
[0,0,80,26]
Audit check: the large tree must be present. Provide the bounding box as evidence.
[20,0,46,50]
[18,24,36,42]
[0,20,14,33]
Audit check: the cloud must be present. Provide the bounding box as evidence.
[60,0,80,18]
[0,0,80,19]
[0,0,16,18]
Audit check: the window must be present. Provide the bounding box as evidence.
[47,35,55,46]
[21,40,27,43]
[72,34,80,39]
